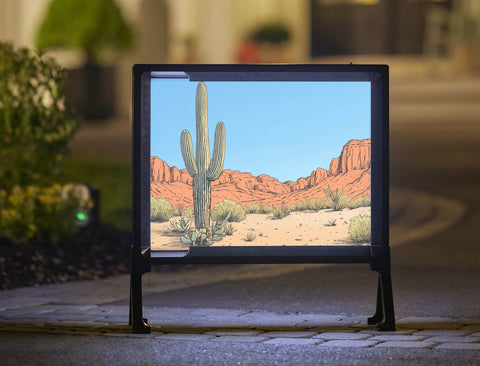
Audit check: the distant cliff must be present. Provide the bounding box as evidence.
[151,138,371,208]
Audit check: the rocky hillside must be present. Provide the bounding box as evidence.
[150,138,371,208]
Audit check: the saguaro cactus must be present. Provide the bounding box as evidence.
[180,82,225,230]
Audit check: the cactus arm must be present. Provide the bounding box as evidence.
[180,129,198,176]
[195,82,210,171]
[207,121,225,181]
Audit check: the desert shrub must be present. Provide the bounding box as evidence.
[181,207,194,218]
[224,223,236,236]
[349,215,371,243]
[306,197,327,211]
[211,199,246,222]
[348,196,371,209]
[324,218,336,227]
[324,186,351,211]
[291,200,308,212]
[170,216,192,233]
[0,43,78,190]
[180,216,229,246]
[246,204,261,214]
[260,205,273,214]
[273,203,290,219]
[0,183,92,243]
[245,230,256,242]
[151,198,174,222]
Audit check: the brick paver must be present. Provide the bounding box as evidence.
[264,338,323,345]
[262,331,317,338]
[435,343,480,350]
[319,340,379,348]
[213,335,269,343]
[368,335,428,342]
[313,332,372,340]
[1,302,480,351]
[375,341,437,349]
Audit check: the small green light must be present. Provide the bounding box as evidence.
[76,212,88,221]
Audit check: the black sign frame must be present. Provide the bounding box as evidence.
[130,64,394,333]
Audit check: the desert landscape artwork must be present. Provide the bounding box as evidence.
[150,79,371,250]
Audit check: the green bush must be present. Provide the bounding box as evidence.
[349,215,371,243]
[348,196,371,209]
[224,223,236,236]
[151,198,174,222]
[0,43,78,190]
[273,203,290,219]
[260,205,273,214]
[0,183,92,243]
[306,197,327,211]
[211,199,246,222]
[246,204,261,214]
[290,200,307,212]
[323,186,351,211]
[36,0,133,65]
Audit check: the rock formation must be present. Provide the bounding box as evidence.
[151,138,371,209]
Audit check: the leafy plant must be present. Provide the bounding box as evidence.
[324,186,347,211]
[306,197,327,211]
[0,42,78,190]
[246,204,261,214]
[180,213,230,246]
[349,215,371,243]
[245,229,256,242]
[170,216,192,234]
[325,218,336,227]
[212,199,246,222]
[251,22,291,44]
[36,0,133,65]
[273,203,290,219]
[348,196,371,209]
[0,183,92,243]
[224,223,236,236]
[260,205,273,214]
[151,198,174,222]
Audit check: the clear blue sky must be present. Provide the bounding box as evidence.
[151,79,370,182]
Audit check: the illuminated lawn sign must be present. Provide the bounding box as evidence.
[131,64,394,333]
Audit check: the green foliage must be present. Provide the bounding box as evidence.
[290,200,307,212]
[0,183,92,243]
[180,214,230,246]
[245,229,256,242]
[211,199,246,222]
[348,196,371,209]
[150,198,174,222]
[180,207,194,218]
[246,204,261,214]
[170,216,192,234]
[252,22,291,44]
[307,197,327,211]
[324,186,348,211]
[349,215,371,243]
[36,0,133,63]
[0,43,78,190]
[260,204,273,214]
[224,223,236,236]
[273,203,290,220]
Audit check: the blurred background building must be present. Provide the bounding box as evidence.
[0,0,479,118]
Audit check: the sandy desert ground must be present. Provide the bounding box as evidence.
[151,206,370,251]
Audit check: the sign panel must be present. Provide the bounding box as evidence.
[130,64,394,333]
[150,79,372,251]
